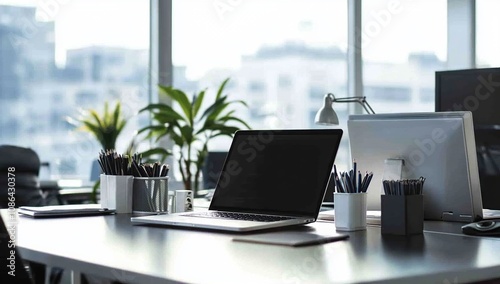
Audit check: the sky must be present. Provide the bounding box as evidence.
[1,0,499,79]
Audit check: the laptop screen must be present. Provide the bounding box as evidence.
[209,129,343,217]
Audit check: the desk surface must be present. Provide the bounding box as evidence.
[4,210,500,284]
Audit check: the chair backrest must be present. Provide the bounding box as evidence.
[89,159,101,183]
[202,151,228,189]
[0,145,45,208]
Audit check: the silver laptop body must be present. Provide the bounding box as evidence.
[131,129,343,232]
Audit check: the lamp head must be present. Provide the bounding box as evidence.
[314,93,339,125]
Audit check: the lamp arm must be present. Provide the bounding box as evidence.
[360,99,376,114]
[332,96,376,114]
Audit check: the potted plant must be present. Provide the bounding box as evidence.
[69,101,128,150]
[138,78,250,195]
[67,101,129,202]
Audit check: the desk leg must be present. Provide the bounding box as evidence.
[70,270,81,284]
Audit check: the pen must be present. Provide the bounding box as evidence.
[160,164,169,177]
[353,159,357,189]
[357,171,362,193]
[363,172,373,193]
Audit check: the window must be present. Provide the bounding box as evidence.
[364,86,411,102]
[476,0,500,67]
[278,74,292,88]
[247,81,266,93]
[362,0,447,113]
[309,86,328,99]
[0,0,150,179]
[2,0,476,183]
[172,0,348,131]
[172,0,349,167]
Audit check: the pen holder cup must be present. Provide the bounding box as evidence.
[334,193,367,231]
[100,174,134,213]
[381,194,423,235]
[132,177,173,214]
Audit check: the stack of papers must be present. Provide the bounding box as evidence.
[18,204,115,218]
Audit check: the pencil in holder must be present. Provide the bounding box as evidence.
[132,177,172,214]
[381,178,425,235]
[332,162,373,231]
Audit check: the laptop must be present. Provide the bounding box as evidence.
[131,129,343,232]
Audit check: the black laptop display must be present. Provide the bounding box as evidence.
[209,130,338,217]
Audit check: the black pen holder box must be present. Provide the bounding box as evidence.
[381,195,423,235]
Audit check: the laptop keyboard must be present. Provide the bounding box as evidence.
[182,211,293,222]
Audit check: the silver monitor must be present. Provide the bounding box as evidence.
[348,111,483,222]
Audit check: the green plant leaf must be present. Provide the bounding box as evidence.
[199,97,227,121]
[192,89,206,118]
[103,101,109,125]
[218,116,252,129]
[81,121,104,145]
[216,77,230,100]
[140,147,172,162]
[169,130,184,146]
[179,125,194,144]
[137,125,168,135]
[158,85,192,121]
[117,119,127,133]
[112,102,122,129]
[89,110,105,130]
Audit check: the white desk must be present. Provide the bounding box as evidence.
[4,209,500,284]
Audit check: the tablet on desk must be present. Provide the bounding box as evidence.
[18,204,115,218]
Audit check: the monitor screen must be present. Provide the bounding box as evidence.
[436,68,500,209]
[348,112,483,222]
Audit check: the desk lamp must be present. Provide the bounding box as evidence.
[314,93,375,125]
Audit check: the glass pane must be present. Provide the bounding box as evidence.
[172,0,350,169]
[0,1,150,180]
[476,0,500,67]
[362,0,447,113]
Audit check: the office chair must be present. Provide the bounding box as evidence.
[202,151,227,200]
[0,146,66,283]
[202,151,227,188]
[0,145,46,208]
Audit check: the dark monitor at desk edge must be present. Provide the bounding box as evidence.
[436,67,500,209]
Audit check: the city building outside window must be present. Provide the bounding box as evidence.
[362,0,447,114]
[0,0,150,180]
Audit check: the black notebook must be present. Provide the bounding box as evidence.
[18,204,115,218]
